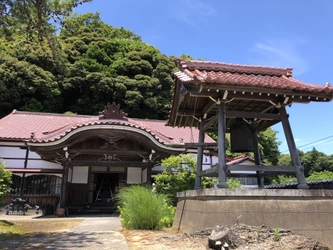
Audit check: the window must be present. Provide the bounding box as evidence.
[9,175,61,196]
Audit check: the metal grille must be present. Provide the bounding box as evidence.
[109,167,125,172]
[91,166,125,173]
[91,167,107,172]
[8,175,61,196]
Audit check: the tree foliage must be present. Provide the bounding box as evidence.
[0,12,177,119]
[306,170,333,181]
[298,147,333,176]
[0,161,12,205]
[0,0,92,41]
[155,154,213,203]
[258,128,281,165]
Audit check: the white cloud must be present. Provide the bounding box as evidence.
[250,39,308,76]
[168,0,217,25]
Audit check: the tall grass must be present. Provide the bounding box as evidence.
[117,185,174,230]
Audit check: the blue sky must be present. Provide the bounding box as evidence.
[75,0,333,155]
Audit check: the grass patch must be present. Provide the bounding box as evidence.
[0,218,83,241]
[0,220,21,241]
[117,185,174,230]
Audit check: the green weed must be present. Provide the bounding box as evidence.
[117,185,174,230]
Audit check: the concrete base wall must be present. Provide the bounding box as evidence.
[172,189,333,248]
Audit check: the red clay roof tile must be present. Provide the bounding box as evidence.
[175,59,333,98]
[0,110,215,145]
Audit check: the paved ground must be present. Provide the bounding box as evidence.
[0,212,129,250]
[46,215,129,250]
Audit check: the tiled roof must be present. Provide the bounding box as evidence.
[168,59,333,130]
[0,110,215,145]
[265,179,333,189]
[227,154,254,165]
[175,59,333,98]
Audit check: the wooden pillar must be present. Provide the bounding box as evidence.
[19,148,29,197]
[251,124,264,188]
[60,159,71,208]
[146,163,152,184]
[217,102,228,188]
[195,121,205,189]
[279,106,309,189]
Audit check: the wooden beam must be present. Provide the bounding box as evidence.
[178,110,281,120]
[60,160,71,208]
[199,165,297,177]
[69,149,150,156]
[217,102,228,188]
[203,114,218,131]
[202,100,217,119]
[227,165,296,172]
[184,142,217,148]
[195,85,331,99]
[195,122,205,189]
[279,106,309,189]
[199,166,218,177]
[227,110,281,120]
[72,160,146,167]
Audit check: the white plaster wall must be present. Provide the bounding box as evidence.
[68,167,73,183]
[0,146,62,169]
[72,167,88,184]
[142,168,147,183]
[0,147,26,158]
[127,167,142,184]
[27,160,62,169]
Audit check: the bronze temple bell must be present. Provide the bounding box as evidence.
[230,119,253,153]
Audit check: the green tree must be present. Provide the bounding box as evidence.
[0,53,62,116]
[306,170,333,181]
[277,154,292,166]
[258,128,281,165]
[299,147,330,177]
[155,154,213,204]
[0,0,92,42]
[0,12,177,119]
[59,13,176,118]
[0,161,12,205]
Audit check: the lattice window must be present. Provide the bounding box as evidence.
[23,175,61,195]
[8,175,62,196]
[109,167,125,172]
[8,175,21,195]
[91,167,107,172]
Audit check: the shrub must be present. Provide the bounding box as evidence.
[117,185,173,230]
[155,154,214,204]
[227,178,242,189]
[0,161,12,206]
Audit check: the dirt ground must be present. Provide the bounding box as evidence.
[122,224,329,250]
[0,218,330,250]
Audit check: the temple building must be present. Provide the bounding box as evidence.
[0,102,214,211]
[1,58,333,214]
[168,59,333,189]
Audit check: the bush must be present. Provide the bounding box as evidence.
[117,185,174,230]
[155,154,214,204]
[0,161,12,206]
[227,178,242,189]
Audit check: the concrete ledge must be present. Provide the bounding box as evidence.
[173,188,333,248]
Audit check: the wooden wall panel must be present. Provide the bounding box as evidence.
[68,183,89,205]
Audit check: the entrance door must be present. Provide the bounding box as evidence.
[93,173,119,203]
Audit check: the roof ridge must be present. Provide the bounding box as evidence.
[12,110,95,118]
[177,58,293,77]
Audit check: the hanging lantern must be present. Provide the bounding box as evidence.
[230,119,253,152]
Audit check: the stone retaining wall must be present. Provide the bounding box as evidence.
[172,189,333,248]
